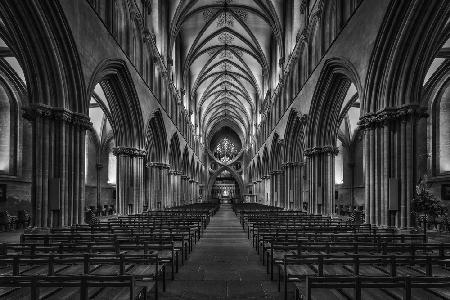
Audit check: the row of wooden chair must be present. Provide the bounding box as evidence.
[0,203,219,300]
[234,203,450,300]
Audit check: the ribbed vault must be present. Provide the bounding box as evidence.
[169,0,284,145]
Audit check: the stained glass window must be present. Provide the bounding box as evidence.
[214,138,238,163]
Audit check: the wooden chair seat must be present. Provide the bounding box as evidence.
[126,264,158,279]
[351,265,388,276]
[285,265,316,278]
[385,287,443,300]
[93,285,147,300]
[0,287,18,298]
[430,287,450,299]
[39,287,81,300]
[295,282,347,300]
[339,287,398,300]
[55,264,89,275]
[322,265,353,276]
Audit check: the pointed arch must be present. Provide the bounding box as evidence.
[306,57,362,148]
[87,59,145,149]
[145,109,168,164]
[206,165,244,201]
[0,0,87,113]
[169,133,181,171]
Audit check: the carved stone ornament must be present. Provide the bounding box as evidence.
[22,104,92,130]
[146,162,170,169]
[358,105,428,129]
[112,147,147,157]
[304,146,339,157]
[282,161,305,168]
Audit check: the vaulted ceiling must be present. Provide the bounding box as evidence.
[168,0,284,146]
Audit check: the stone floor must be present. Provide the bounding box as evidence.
[159,204,283,299]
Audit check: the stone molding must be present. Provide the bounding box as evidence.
[23,104,92,129]
[169,170,183,176]
[358,105,428,129]
[112,146,147,157]
[269,170,284,175]
[146,162,170,169]
[282,161,305,168]
[304,146,339,157]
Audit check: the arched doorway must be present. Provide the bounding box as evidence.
[211,169,241,204]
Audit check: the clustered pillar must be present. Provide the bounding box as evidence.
[282,162,304,210]
[112,146,146,215]
[359,105,427,227]
[23,104,91,227]
[181,174,189,204]
[169,170,183,206]
[305,146,338,215]
[270,170,284,207]
[146,162,170,210]
[168,170,176,207]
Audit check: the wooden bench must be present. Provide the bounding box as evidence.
[0,253,162,298]
[0,275,147,300]
[266,241,450,280]
[295,276,450,300]
[282,254,450,299]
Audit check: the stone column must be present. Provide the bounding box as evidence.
[176,171,183,205]
[257,179,262,203]
[305,146,338,215]
[269,172,275,206]
[359,105,427,227]
[263,175,273,205]
[168,169,177,207]
[112,147,146,215]
[146,162,170,210]
[271,170,284,207]
[23,104,90,227]
[194,180,199,203]
[188,179,194,203]
[161,166,169,208]
[134,155,145,213]
[283,163,291,209]
[180,175,188,204]
[298,162,306,210]
[95,163,103,209]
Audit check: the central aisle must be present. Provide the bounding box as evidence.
[160,204,281,299]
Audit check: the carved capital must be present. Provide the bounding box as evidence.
[22,104,91,130]
[112,147,147,157]
[304,146,339,157]
[146,162,170,169]
[359,105,428,129]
